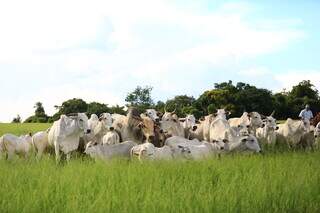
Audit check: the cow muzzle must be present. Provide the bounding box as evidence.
[86,129,92,134]
[192,126,198,131]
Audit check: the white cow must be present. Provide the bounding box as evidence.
[179,114,198,139]
[257,115,279,145]
[131,142,173,161]
[224,135,262,153]
[209,115,233,142]
[190,114,215,141]
[0,133,33,159]
[102,129,120,145]
[48,113,91,161]
[176,142,223,160]
[89,113,114,144]
[165,136,224,159]
[84,141,137,160]
[32,129,50,158]
[277,118,308,148]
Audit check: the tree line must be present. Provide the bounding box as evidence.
[15,80,320,123]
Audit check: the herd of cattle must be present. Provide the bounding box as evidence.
[0,107,319,161]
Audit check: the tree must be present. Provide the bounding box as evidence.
[125,86,154,113]
[109,105,126,115]
[87,102,110,117]
[24,102,49,123]
[287,80,320,118]
[165,95,196,118]
[12,115,21,123]
[52,98,88,121]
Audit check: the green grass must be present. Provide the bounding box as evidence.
[0,123,319,213]
[0,123,51,136]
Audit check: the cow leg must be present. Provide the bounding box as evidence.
[66,153,71,162]
[7,150,14,160]
[54,142,61,162]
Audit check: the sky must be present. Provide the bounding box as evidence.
[0,0,319,122]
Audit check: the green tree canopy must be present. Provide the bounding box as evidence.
[125,86,154,113]
[24,102,49,123]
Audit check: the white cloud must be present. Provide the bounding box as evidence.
[274,71,320,92]
[0,0,307,121]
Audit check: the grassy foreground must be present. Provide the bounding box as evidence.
[0,123,319,213]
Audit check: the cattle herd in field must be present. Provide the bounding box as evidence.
[0,107,319,161]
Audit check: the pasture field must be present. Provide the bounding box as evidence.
[0,123,319,213]
[0,123,51,136]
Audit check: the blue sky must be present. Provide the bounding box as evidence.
[0,0,319,122]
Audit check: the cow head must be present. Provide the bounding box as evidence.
[162,104,178,122]
[214,109,231,120]
[145,109,160,123]
[248,112,264,128]
[139,143,156,160]
[179,114,197,131]
[237,124,250,136]
[177,145,192,159]
[69,113,91,134]
[99,113,113,128]
[240,135,262,153]
[262,115,279,131]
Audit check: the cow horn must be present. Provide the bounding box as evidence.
[270,111,275,117]
[171,106,176,114]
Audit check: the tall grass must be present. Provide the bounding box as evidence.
[0,123,319,212]
[0,152,319,213]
